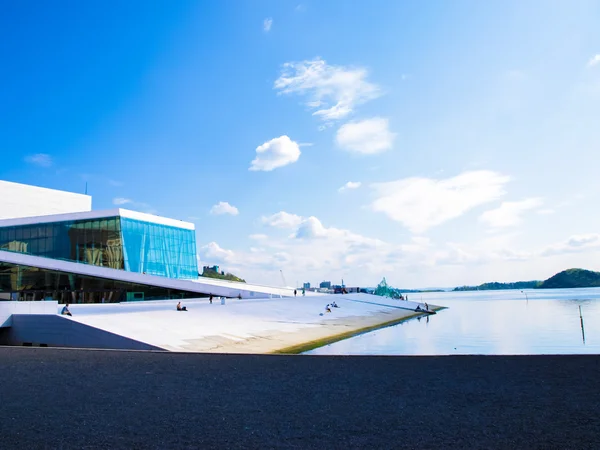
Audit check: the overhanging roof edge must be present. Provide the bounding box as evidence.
[0,251,292,298]
[0,208,195,230]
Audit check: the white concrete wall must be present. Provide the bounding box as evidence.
[0,300,58,327]
[0,180,91,220]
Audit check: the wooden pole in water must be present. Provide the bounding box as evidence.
[579,305,586,344]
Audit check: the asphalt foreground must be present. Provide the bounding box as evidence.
[0,349,599,450]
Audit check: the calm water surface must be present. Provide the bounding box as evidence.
[306,288,600,355]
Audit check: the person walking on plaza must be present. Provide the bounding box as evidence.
[209,294,213,304]
[302,287,305,296]
[294,289,297,297]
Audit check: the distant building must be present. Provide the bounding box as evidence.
[203,265,220,274]
[319,281,331,289]
[303,282,310,289]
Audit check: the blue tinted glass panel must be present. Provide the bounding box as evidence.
[120,218,197,280]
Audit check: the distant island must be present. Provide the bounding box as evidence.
[200,265,246,283]
[538,268,600,289]
[453,281,541,291]
[453,268,600,291]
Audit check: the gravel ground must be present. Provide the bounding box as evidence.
[0,348,598,449]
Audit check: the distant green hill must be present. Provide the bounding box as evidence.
[453,281,541,292]
[200,266,246,283]
[537,268,600,289]
[453,268,600,291]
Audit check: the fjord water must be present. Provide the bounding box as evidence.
[306,288,600,355]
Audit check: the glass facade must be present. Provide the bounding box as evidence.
[0,215,198,280]
[121,218,197,279]
[0,261,204,303]
[0,217,124,269]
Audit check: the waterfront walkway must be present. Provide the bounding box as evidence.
[56,294,436,353]
[1,348,598,449]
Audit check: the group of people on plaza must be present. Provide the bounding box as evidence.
[176,292,243,311]
[321,300,339,315]
[415,302,429,312]
[61,289,353,317]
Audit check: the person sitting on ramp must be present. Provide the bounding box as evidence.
[61,303,72,316]
[177,302,188,311]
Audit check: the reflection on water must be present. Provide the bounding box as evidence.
[306,288,600,355]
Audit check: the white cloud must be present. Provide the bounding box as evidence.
[274,58,380,121]
[566,234,600,247]
[198,241,291,273]
[113,198,132,205]
[587,54,600,67]
[112,197,157,214]
[434,243,486,266]
[433,233,534,267]
[249,135,301,171]
[541,233,600,256]
[294,216,329,239]
[249,234,268,241]
[335,117,395,154]
[200,242,236,262]
[291,216,388,257]
[108,179,123,187]
[199,212,417,283]
[479,198,544,228]
[288,215,384,248]
[437,246,532,266]
[371,170,511,233]
[210,201,239,216]
[24,153,53,167]
[338,181,362,192]
[537,209,555,215]
[263,18,273,32]
[262,211,303,228]
[436,232,600,268]
[201,210,600,288]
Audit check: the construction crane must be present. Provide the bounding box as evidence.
[280,269,288,288]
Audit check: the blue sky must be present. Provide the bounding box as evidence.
[2,1,600,288]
